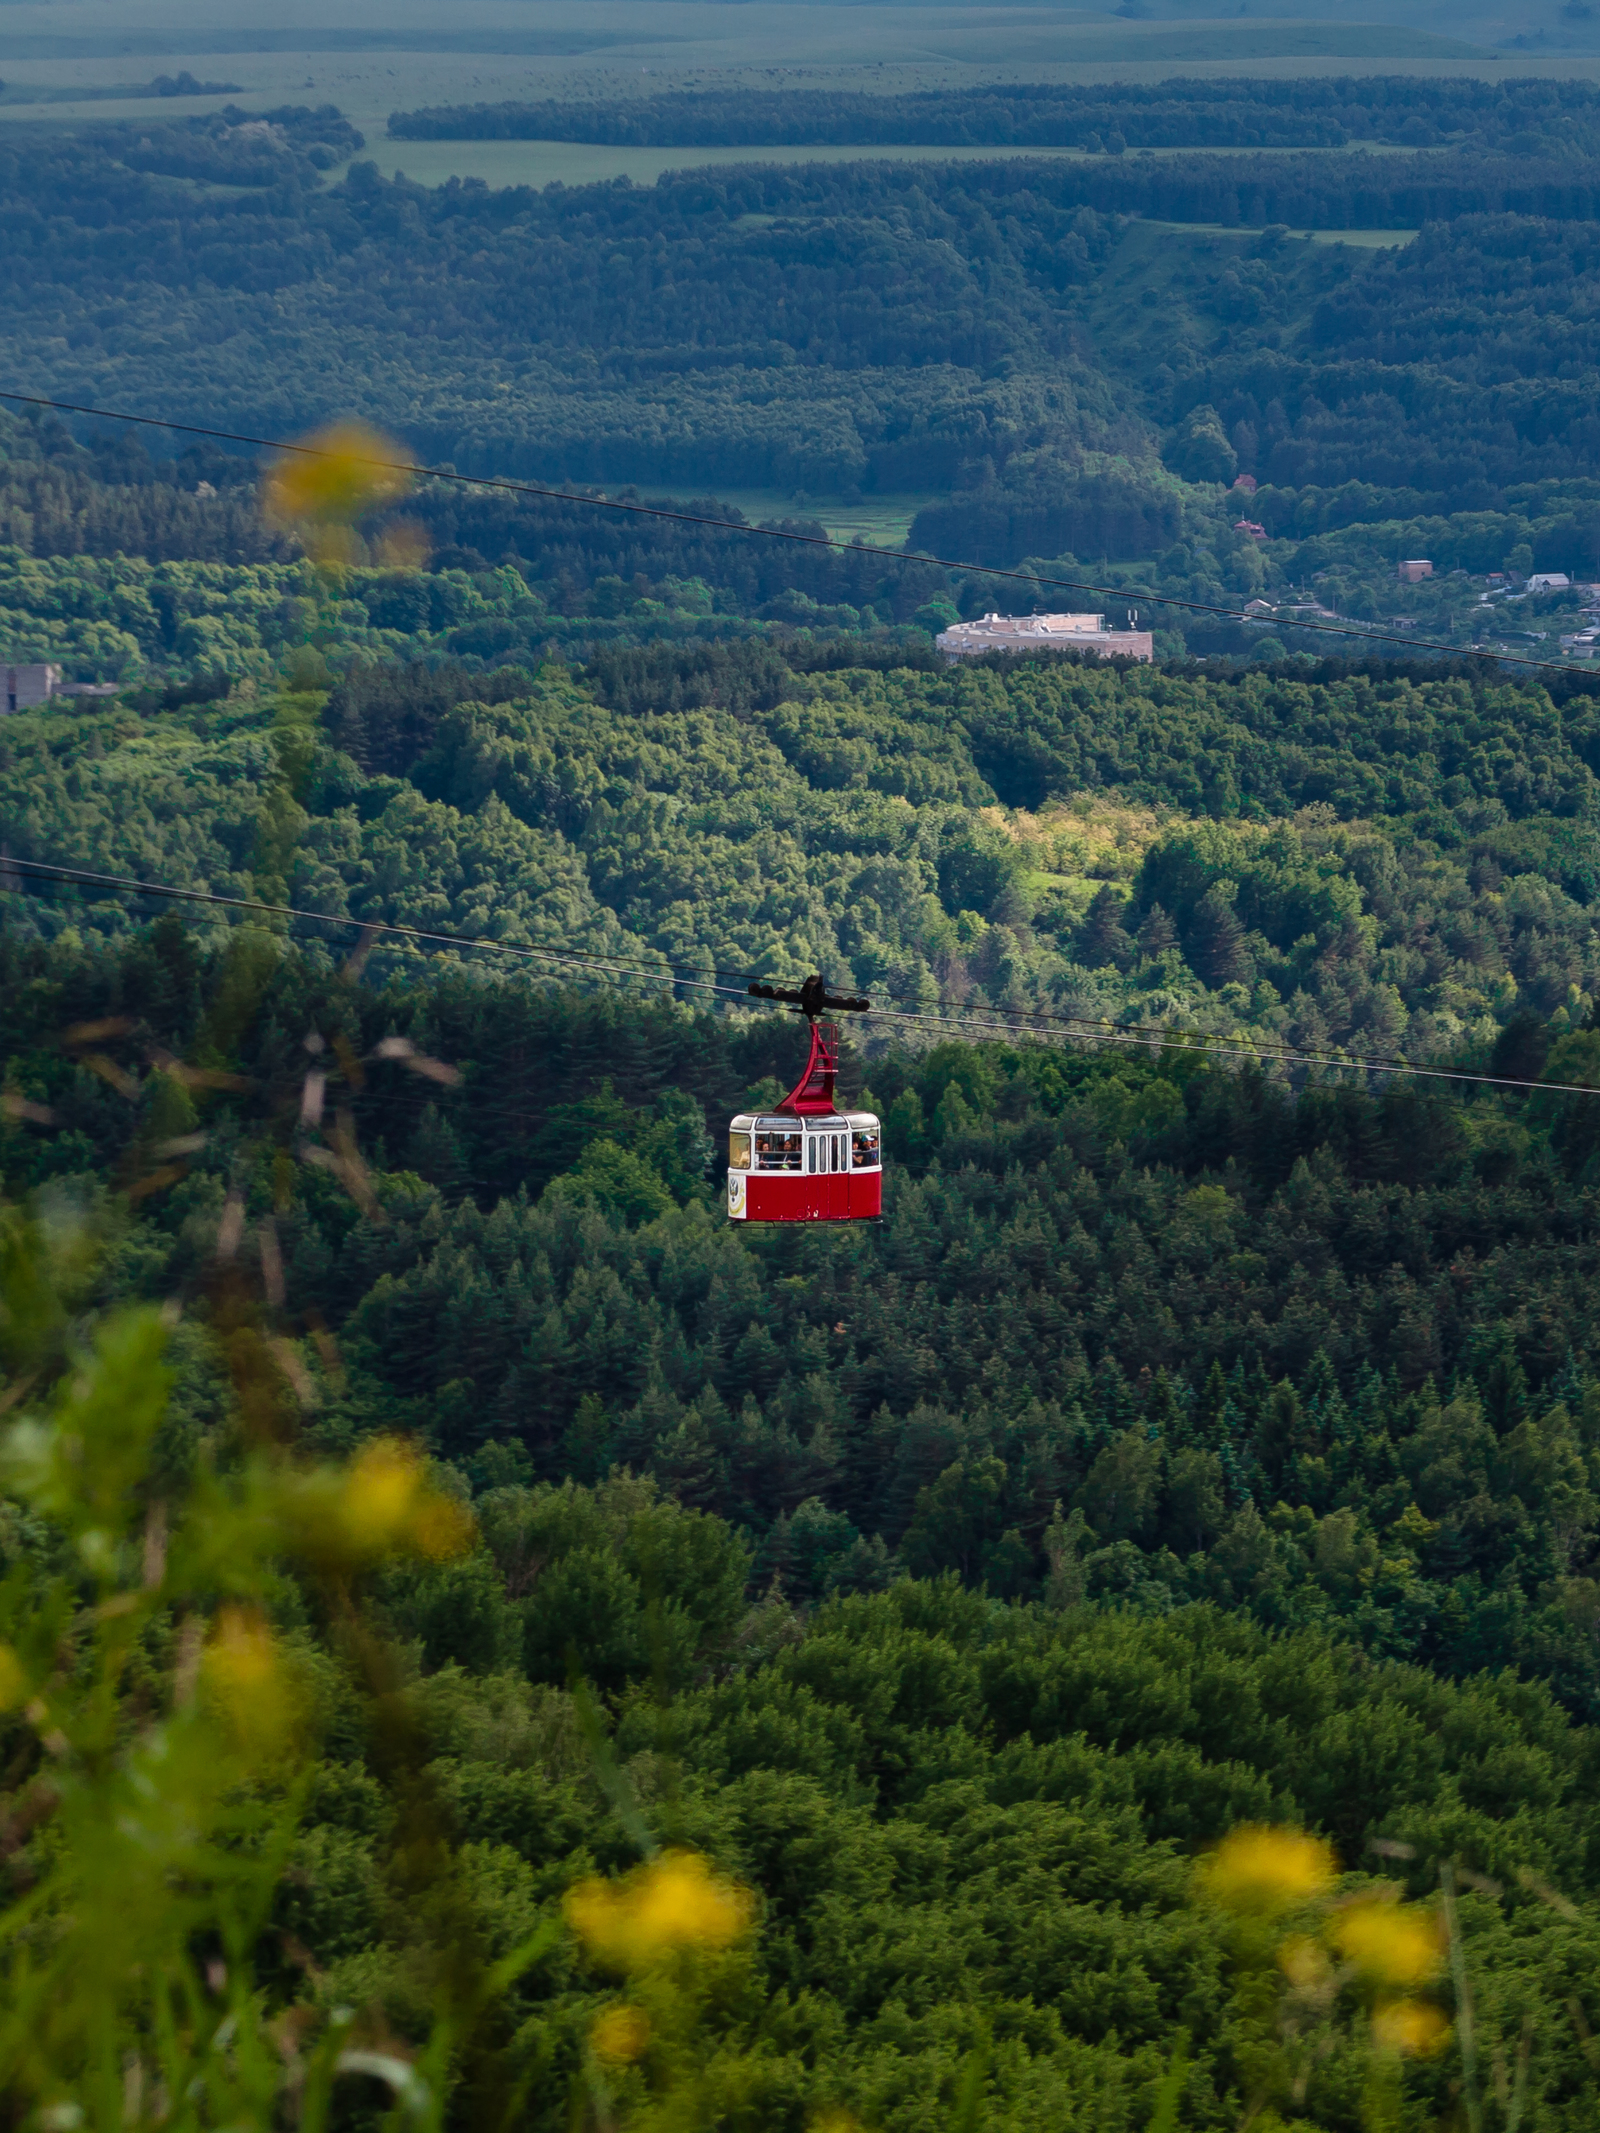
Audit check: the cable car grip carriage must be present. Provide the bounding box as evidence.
[727,974,881,1224]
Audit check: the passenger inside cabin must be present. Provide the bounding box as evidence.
[851,1126,880,1168]
[755,1129,802,1170]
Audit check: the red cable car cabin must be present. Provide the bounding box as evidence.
[726,1015,881,1224]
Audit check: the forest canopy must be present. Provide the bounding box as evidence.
[12,97,1600,650]
[8,650,1600,1062]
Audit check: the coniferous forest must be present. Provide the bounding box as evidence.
[8,62,1600,2133]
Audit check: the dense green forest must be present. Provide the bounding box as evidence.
[11,648,1600,1057]
[9,911,1600,1710]
[9,1200,1600,2133]
[12,94,1600,649]
[0,408,972,666]
[8,402,1600,668]
[12,643,1600,1748]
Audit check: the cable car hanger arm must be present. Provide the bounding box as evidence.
[747,974,870,1019]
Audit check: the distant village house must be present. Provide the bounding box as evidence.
[1397,559,1433,583]
[2,662,116,712]
[4,663,62,712]
[936,612,1154,663]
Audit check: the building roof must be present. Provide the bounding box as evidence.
[941,611,1110,639]
[936,612,1153,662]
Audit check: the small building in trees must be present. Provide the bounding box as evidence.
[936,612,1153,662]
[1,664,116,711]
[3,663,62,712]
[1397,559,1434,583]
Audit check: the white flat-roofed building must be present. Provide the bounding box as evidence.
[3,663,63,712]
[936,611,1154,662]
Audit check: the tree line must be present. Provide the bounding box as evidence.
[390,74,1600,155]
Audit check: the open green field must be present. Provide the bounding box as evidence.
[1142,216,1420,240]
[368,138,1096,187]
[348,137,1445,189]
[1301,223,1420,242]
[710,488,940,544]
[355,127,1447,206]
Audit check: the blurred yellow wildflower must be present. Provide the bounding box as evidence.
[1278,1933,1333,1995]
[284,1437,473,1570]
[0,1643,24,1711]
[1331,1899,1444,1989]
[590,2003,650,2066]
[1370,1998,1452,2056]
[262,422,412,532]
[339,1438,473,1563]
[201,1607,297,1756]
[1197,1826,1337,1913]
[565,1850,755,1971]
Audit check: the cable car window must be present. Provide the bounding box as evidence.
[755,1130,801,1171]
[831,1134,841,1172]
[807,1138,817,1174]
[729,1131,751,1171]
[851,1127,880,1169]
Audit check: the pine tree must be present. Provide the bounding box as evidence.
[1094,1353,1137,1440]
[1187,880,1250,987]
[1196,1360,1231,1451]
[1078,885,1136,971]
[1144,1367,1183,1444]
[405,1101,470,1193]
[562,1391,613,1484]
[1136,902,1178,960]
[1483,1332,1529,1436]
[652,1412,722,1510]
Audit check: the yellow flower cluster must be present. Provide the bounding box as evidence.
[1371,1998,1452,2057]
[200,1606,299,1756]
[565,1851,755,1972]
[1331,1899,1444,1990]
[261,422,412,529]
[1198,1826,1337,1914]
[1204,1826,1452,2063]
[339,1438,473,1560]
[590,2004,651,2067]
[286,1437,475,1570]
